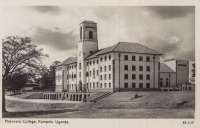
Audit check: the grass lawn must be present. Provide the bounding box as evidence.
[3,91,195,118]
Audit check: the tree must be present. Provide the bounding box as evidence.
[2,36,48,112]
[38,61,60,88]
[49,61,60,86]
[7,72,31,95]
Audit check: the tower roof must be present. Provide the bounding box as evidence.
[80,20,96,24]
[86,42,162,59]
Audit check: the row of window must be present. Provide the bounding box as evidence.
[124,55,152,62]
[124,83,151,88]
[69,83,112,89]
[67,65,77,70]
[124,65,150,71]
[100,74,112,80]
[87,82,112,89]
[100,65,112,72]
[124,74,151,80]
[87,55,112,66]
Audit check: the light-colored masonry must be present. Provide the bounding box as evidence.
[55,21,189,93]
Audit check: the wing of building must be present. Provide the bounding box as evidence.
[55,20,189,93]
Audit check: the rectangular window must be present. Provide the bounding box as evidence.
[109,74,111,79]
[104,66,107,71]
[139,56,143,61]
[132,74,136,79]
[104,74,107,80]
[100,67,102,72]
[104,83,107,88]
[79,72,81,77]
[87,62,89,66]
[109,65,111,71]
[79,63,81,69]
[146,74,150,80]
[100,75,102,80]
[100,57,102,62]
[139,83,143,88]
[139,66,143,71]
[100,83,102,88]
[97,82,99,88]
[124,74,128,79]
[90,83,91,88]
[146,56,150,62]
[132,83,136,88]
[109,83,111,88]
[124,55,128,60]
[109,55,111,60]
[90,71,91,76]
[93,82,95,88]
[97,60,99,64]
[132,65,136,71]
[90,61,92,65]
[105,56,107,61]
[139,74,143,80]
[124,83,128,88]
[146,66,150,71]
[146,83,150,88]
[124,65,128,70]
[93,60,95,65]
[93,69,95,78]
[97,70,99,75]
[132,56,136,61]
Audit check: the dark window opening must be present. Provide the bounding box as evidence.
[146,83,150,88]
[139,56,143,61]
[89,31,93,39]
[124,83,128,88]
[124,55,128,60]
[132,83,136,88]
[124,65,128,70]
[124,74,128,79]
[139,83,143,88]
[146,56,150,62]
[132,56,135,61]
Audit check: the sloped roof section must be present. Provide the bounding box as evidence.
[56,57,77,66]
[86,42,162,59]
[113,42,162,55]
[160,63,175,73]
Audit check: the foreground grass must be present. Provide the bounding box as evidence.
[3,91,195,118]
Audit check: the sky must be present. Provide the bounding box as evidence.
[1,6,195,67]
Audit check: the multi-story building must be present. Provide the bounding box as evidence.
[55,20,165,93]
[159,59,189,87]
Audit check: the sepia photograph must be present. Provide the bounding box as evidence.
[0,2,199,128]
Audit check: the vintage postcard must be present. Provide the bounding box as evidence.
[0,0,199,128]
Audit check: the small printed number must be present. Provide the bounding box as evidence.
[183,121,194,124]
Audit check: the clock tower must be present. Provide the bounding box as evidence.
[77,20,98,92]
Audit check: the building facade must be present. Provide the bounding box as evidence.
[55,21,189,93]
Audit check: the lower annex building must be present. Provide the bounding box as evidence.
[55,20,189,93]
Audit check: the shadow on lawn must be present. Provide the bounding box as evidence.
[2,109,79,118]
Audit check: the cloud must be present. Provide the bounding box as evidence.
[32,26,78,51]
[145,6,194,19]
[143,35,182,57]
[31,6,63,15]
